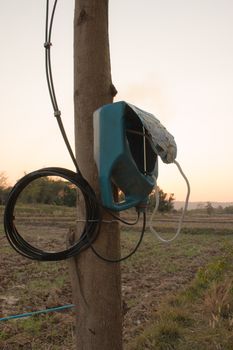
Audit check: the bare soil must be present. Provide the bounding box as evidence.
[0,207,232,349]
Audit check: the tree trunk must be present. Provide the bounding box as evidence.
[72,1,122,349]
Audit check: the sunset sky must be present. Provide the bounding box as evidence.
[1,0,233,202]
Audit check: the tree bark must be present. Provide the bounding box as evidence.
[72,1,122,349]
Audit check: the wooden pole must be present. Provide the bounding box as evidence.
[71,1,123,349]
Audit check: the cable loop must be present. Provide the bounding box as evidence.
[4,168,101,261]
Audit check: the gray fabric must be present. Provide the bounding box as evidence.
[128,103,177,164]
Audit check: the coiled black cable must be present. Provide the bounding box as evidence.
[4,166,146,262]
[4,167,101,261]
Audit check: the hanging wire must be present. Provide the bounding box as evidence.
[44,0,79,172]
[89,212,146,263]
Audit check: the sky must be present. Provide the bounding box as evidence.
[1,0,233,202]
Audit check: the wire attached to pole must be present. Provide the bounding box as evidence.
[89,212,146,263]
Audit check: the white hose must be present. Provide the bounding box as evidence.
[149,160,190,243]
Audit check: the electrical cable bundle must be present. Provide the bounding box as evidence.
[4,0,146,263]
[4,167,101,261]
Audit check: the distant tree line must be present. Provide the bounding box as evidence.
[148,188,175,212]
[3,171,233,215]
[198,201,233,215]
[0,172,11,205]
[0,173,76,207]
[18,177,77,207]
[222,206,233,214]
[1,172,176,212]
[0,187,11,205]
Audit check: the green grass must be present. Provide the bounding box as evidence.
[0,314,75,350]
[19,316,44,335]
[126,246,233,350]
[182,258,228,302]
[0,203,76,218]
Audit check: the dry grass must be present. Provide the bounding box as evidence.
[1,205,233,349]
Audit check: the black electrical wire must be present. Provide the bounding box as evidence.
[113,212,140,226]
[105,209,140,226]
[89,212,146,263]
[44,0,79,172]
[4,0,147,263]
[4,168,101,261]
